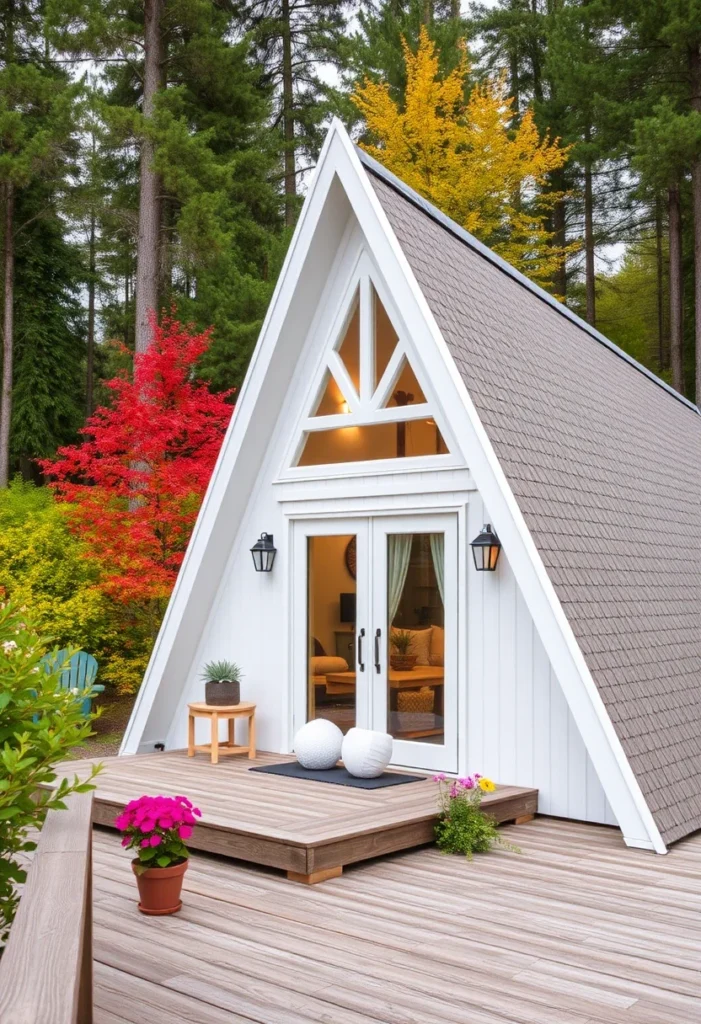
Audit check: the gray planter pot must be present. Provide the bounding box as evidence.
[205,679,240,706]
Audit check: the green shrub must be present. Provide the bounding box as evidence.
[0,603,101,945]
[433,774,520,858]
[0,480,154,692]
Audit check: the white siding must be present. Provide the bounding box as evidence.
[466,492,616,825]
[161,474,617,827]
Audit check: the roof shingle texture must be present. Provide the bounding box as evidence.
[371,172,701,846]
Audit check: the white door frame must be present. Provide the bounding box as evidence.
[290,507,463,773]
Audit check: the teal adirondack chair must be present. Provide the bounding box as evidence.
[40,649,104,717]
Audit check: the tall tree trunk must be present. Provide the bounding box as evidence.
[0,182,14,488]
[690,43,701,404]
[281,0,296,228]
[86,210,96,417]
[124,272,130,347]
[530,0,543,104]
[583,131,595,326]
[134,0,164,354]
[655,195,666,371]
[509,47,520,119]
[547,166,567,299]
[669,182,685,394]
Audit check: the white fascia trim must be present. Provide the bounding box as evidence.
[326,120,666,854]
[120,124,352,755]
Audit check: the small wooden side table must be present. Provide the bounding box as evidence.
[187,702,256,765]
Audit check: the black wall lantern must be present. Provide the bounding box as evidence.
[470,523,501,572]
[250,532,277,573]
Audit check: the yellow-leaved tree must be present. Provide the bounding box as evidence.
[353,28,572,292]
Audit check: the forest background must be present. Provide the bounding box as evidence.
[2,0,700,704]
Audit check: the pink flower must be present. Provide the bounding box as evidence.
[140,838,150,848]
[114,814,128,830]
[140,819,155,833]
[432,773,446,782]
[121,837,130,847]
[149,834,162,847]
[193,807,202,817]
[158,818,173,830]
[178,825,193,840]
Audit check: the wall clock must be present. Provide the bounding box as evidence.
[345,537,356,580]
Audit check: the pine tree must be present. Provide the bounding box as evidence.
[0,0,83,485]
[353,26,572,289]
[239,0,356,226]
[51,1,284,392]
[621,1,701,400]
[470,1,571,296]
[345,0,466,112]
[12,183,86,476]
[49,1,167,354]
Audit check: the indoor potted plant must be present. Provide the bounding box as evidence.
[202,659,242,706]
[390,630,417,671]
[115,794,202,915]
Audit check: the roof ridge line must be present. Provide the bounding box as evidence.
[356,146,700,416]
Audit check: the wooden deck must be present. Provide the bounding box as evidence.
[63,750,537,883]
[92,817,701,1024]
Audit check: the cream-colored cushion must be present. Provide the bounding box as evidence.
[342,728,393,778]
[429,626,445,666]
[310,655,348,676]
[391,626,432,666]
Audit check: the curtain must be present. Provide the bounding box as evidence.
[388,534,413,623]
[430,533,445,604]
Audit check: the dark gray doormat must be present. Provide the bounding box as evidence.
[249,761,427,788]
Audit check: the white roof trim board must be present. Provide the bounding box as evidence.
[124,120,701,853]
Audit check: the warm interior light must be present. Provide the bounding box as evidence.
[340,400,349,414]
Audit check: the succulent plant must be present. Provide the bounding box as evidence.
[201,660,242,683]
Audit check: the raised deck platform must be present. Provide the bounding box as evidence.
[62,750,538,883]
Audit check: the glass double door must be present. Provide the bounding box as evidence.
[294,513,458,772]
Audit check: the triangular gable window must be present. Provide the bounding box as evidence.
[291,261,451,469]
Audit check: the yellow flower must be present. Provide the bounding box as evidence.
[479,778,496,792]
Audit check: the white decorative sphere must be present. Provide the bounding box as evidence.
[342,728,393,779]
[294,719,343,769]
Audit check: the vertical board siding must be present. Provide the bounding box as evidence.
[467,493,616,826]
[161,404,616,827]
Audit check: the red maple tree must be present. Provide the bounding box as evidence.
[44,315,233,613]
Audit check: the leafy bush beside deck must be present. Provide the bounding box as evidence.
[0,603,99,946]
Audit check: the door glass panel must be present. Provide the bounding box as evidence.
[298,418,447,465]
[386,533,445,744]
[307,535,356,734]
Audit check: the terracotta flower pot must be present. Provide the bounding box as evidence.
[390,654,418,671]
[132,858,188,916]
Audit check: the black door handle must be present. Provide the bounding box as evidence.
[375,628,382,673]
[357,628,365,672]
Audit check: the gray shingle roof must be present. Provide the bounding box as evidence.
[364,158,701,846]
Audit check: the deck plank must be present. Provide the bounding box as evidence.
[92,819,701,1024]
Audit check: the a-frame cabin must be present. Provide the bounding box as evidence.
[122,120,701,855]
